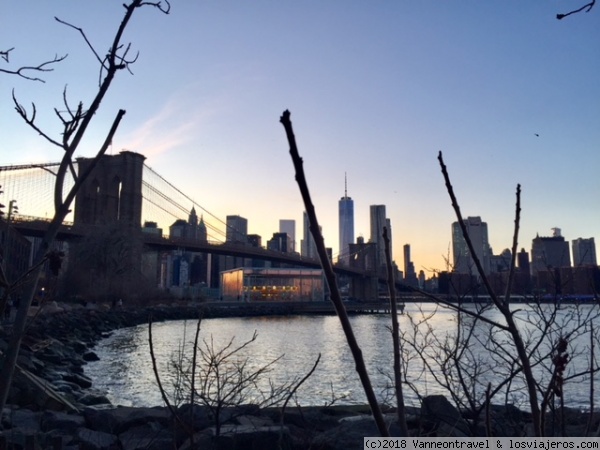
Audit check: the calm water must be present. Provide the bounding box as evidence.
[85,303,600,410]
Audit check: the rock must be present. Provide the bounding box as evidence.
[1,408,42,433]
[70,340,89,353]
[77,427,119,450]
[180,425,291,450]
[62,373,93,389]
[83,406,172,435]
[41,410,85,434]
[420,395,471,437]
[313,418,381,450]
[82,351,100,362]
[118,422,174,450]
[77,392,112,407]
[176,403,213,431]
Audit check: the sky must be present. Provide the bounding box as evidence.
[1,1,599,275]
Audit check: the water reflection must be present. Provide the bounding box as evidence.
[85,303,600,410]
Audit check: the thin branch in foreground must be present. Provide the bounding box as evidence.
[148,316,192,436]
[383,226,409,436]
[280,109,389,437]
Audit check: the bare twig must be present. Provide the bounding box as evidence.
[281,353,321,419]
[280,109,389,437]
[0,49,66,82]
[148,316,193,435]
[383,226,409,436]
[557,0,596,19]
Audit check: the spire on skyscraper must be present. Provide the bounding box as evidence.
[344,172,348,198]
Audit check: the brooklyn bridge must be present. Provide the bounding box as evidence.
[0,151,404,305]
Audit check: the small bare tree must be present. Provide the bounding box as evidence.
[0,0,170,413]
[149,316,320,440]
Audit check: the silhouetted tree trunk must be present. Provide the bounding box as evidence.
[0,0,170,413]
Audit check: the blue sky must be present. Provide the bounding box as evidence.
[2,1,599,273]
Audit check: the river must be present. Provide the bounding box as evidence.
[84,302,600,411]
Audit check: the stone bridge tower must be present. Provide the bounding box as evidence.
[74,151,145,228]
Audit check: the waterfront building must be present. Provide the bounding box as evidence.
[572,237,597,266]
[338,174,354,266]
[451,216,491,275]
[279,219,296,253]
[221,267,325,302]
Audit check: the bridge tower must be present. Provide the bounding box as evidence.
[74,151,145,227]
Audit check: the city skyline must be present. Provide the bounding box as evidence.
[2,2,599,273]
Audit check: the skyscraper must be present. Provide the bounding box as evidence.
[226,215,248,244]
[301,211,318,259]
[338,174,354,266]
[452,216,491,275]
[571,237,596,266]
[370,205,389,272]
[403,244,418,287]
[189,206,198,240]
[198,215,207,243]
[279,219,296,253]
[531,228,571,273]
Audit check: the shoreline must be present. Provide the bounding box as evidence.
[1,301,598,446]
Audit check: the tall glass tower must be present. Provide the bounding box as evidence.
[338,174,354,266]
[370,204,389,272]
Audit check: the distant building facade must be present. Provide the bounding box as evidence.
[301,211,318,259]
[452,216,491,275]
[403,244,418,287]
[226,215,248,243]
[572,237,597,266]
[370,205,390,273]
[267,232,290,253]
[279,220,296,253]
[531,228,571,273]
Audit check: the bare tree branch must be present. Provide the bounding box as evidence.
[280,109,390,437]
[0,49,66,82]
[557,0,596,19]
[0,48,14,62]
[12,90,63,148]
